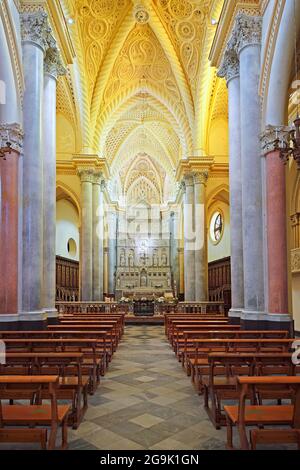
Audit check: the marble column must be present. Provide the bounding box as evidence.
[261,126,289,314]
[235,14,265,315]
[0,124,23,314]
[43,43,66,317]
[194,172,208,301]
[92,172,104,301]
[78,169,94,301]
[183,175,195,301]
[218,49,244,317]
[108,208,117,296]
[170,211,180,296]
[20,12,49,317]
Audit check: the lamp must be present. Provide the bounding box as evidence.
[273,0,300,169]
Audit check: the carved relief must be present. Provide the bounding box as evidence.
[103,24,181,107]
[291,248,300,274]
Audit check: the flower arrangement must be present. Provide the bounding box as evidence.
[156,297,165,303]
[120,297,131,303]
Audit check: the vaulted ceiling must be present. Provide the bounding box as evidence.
[59,0,226,204]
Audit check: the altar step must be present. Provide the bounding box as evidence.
[125,316,164,325]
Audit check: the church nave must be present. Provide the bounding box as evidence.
[68,325,226,451]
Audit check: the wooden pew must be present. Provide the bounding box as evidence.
[0,352,88,429]
[164,314,227,335]
[203,352,297,429]
[48,324,118,352]
[1,338,106,394]
[177,330,289,367]
[0,376,70,450]
[169,324,240,348]
[57,321,120,346]
[224,376,300,450]
[187,339,296,388]
[59,315,125,337]
[168,319,231,339]
[0,330,114,363]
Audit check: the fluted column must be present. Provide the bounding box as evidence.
[183,175,195,300]
[218,49,244,317]
[43,43,66,317]
[261,126,289,314]
[108,207,117,296]
[235,14,265,315]
[92,173,104,301]
[20,12,49,317]
[194,172,208,301]
[78,169,94,300]
[0,125,23,314]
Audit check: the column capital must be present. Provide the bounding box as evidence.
[20,11,50,52]
[193,171,208,185]
[77,168,94,184]
[260,125,291,155]
[217,49,239,85]
[93,171,106,190]
[0,123,24,154]
[44,42,67,80]
[183,173,194,187]
[232,13,262,55]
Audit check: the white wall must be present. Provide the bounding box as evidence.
[56,199,80,261]
[208,202,231,262]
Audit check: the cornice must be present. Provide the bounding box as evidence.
[175,156,215,182]
[72,154,110,179]
[209,0,260,68]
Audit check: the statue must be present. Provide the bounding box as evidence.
[140,270,147,287]
[152,250,158,266]
[161,252,167,266]
[128,251,134,267]
[120,251,125,266]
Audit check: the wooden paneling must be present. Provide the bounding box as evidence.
[208,257,231,314]
[56,256,79,301]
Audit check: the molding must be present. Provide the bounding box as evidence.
[241,310,292,321]
[259,0,284,108]
[45,0,75,65]
[72,154,110,179]
[0,122,23,153]
[175,156,215,181]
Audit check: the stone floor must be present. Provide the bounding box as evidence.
[68,325,228,450]
[1,325,294,450]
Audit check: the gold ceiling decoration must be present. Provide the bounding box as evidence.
[59,0,228,201]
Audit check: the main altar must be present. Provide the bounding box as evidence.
[115,237,173,300]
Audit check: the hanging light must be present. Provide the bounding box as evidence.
[275,0,300,169]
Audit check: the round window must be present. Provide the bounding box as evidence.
[67,238,77,257]
[210,211,223,244]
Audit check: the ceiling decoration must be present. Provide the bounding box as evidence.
[60,0,227,203]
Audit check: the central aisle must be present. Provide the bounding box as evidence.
[69,325,226,450]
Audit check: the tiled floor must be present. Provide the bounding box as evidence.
[68,325,228,450]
